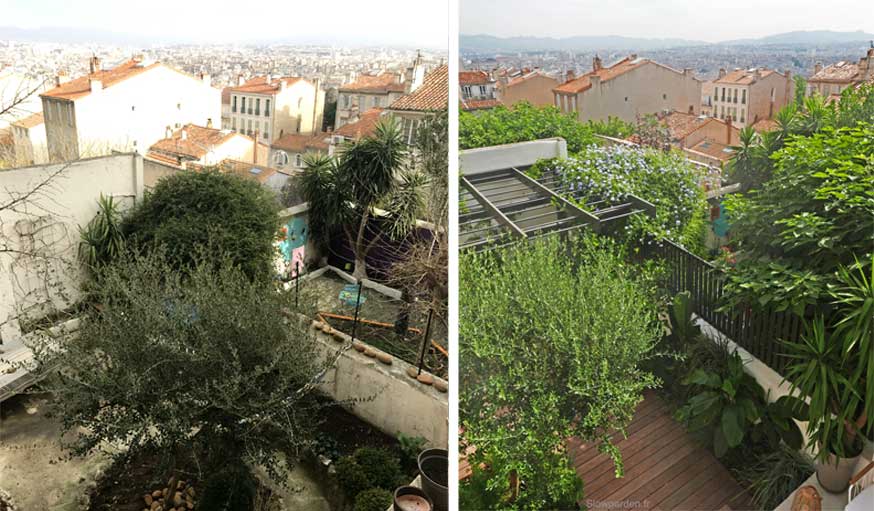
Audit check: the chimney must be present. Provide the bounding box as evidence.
[266,73,273,84]
[237,74,245,86]
[566,69,575,82]
[683,68,693,76]
[181,129,188,141]
[206,118,213,129]
[593,55,603,72]
[55,69,69,87]
[199,72,211,87]
[165,126,173,139]
[753,68,761,80]
[814,62,822,75]
[280,78,288,91]
[89,56,101,75]
[718,68,726,79]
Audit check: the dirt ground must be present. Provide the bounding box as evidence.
[0,392,111,511]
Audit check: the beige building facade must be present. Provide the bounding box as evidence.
[225,76,325,142]
[553,55,702,123]
[712,67,792,128]
[499,71,560,107]
[808,48,874,98]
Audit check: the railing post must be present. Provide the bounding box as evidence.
[350,280,363,345]
[417,308,434,376]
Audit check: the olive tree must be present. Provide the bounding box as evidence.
[459,234,662,509]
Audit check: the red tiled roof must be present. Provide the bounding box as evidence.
[339,73,405,94]
[219,159,279,184]
[461,98,502,111]
[506,70,554,87]
[41,59,162,101]
[810,61,861,84]
[389,65,448,112]
[145,151,183,167]
[750,118,779,132]
[689,139,734,162]
[459,70,491,85]
[149,124,237,160]
[11,112,44,129]
[333,107,384,139]
[553,56,651,94]
[271,132,330,153]
[226,76,305,95]
[714,68,776,85]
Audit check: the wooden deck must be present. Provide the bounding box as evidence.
[568,390,756,511]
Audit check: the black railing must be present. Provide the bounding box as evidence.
[641,237,800,374]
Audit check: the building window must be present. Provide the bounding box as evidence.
[479,85,486,97]
[247,119,252,135]
[255,98,260,116]
[177,102,181,110]
[241,97,246,114]
[742,90,746,104]
[265,99,270,116]
[373,96,381,107]
[662,93,667,100]
[232,118,236,130]
[273,151,288,167]
[248,97,253,115]
[232,96,237,113]
[343,95,350,108]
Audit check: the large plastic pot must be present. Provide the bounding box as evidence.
[816,453,862,493]
[393,486,432,511]
[417,448,448,511]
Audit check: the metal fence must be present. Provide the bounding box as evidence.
[640,237,803,374]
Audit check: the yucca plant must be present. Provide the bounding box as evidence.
[78,194,125,278]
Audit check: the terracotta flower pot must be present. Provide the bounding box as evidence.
[393,486,432,511]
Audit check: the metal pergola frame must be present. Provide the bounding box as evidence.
[460,166,656,251]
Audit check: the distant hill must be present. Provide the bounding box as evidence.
[721,30,874,46]
[462,30,874,52]
[460,34,708,52]
[0,26,158,46]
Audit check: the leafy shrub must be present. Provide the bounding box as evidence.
[460,233,661,509]
[460,102,597,153]
[538,144,708,254]
[120,170,280,281]
[397,433,426,472]
[734,443,814,510]
[198,465,257,511]
[335,447,403,498]
[353,488,393,511]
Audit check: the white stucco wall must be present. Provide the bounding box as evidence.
[459,137,568,175]
[0,153,143,343]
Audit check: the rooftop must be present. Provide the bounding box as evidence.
[459,70,491,86]
[338,73,405,94]
[333,107,384,140]
[810,61,861,83]
[41,58,163,101]
[226,76,306,95]
[388,65,448,112]
[715,68,777,85]
[11,112,44,129]
[460,98,502,111]
[553,55,652,94]
[271,132,330,153]
[149,124,238,160]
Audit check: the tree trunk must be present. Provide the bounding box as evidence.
[352,210,370,280]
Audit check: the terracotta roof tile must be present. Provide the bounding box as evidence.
[271,132,330,153]
[461,98,502,111]
[388,65,448,112]
[11,112,44,129]
[149,124,237,160]
[507,70,553,87]
[41,59,162,101]
[226,76,305,95]
[689,139,734,161]
[750,118,779,132]
[553,56,650,94]
[339,73,405,94]
[459,70,491,85]
[333,107,384,139]
[810,61,861,83]
[714,68,776,85]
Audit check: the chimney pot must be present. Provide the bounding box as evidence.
[237,74,245,86]
[593,55,603,72]
[89,56,101,75]
[566,69,576,82]
[814,62,823,75]
[718,68,726,79]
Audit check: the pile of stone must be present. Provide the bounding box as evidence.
[142,476,195,511]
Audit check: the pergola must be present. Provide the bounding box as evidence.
[459,166,656,251]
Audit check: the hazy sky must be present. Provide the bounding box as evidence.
[0,0,449,48]
[461,0,874,42]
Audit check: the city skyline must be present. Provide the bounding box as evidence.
[461,0,874,43]
[0,0,449,48]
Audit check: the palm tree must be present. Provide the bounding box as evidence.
[301,117,423,280]
[727,127,760,191]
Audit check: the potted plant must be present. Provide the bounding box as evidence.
[417,448,447,511]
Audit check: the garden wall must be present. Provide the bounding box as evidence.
[310,324,448,449]
[460,137,567,175]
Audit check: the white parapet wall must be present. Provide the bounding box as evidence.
[460,137,568,175]
[311,325,448,449]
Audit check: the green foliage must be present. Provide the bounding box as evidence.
[353,488,393,511]
[668,291,700,346]
[397,433,426,471]
[540,144,708,254]
[722,124,874,312]
[633,113,672,149]
[460,234,660,509]
[587,116,634,139]
[734,442,814,510]
[78,194,125,277]
[120,170,280,282]
[677,351,806,457]
[335,447,403,498]
[459,101,597,154]
[198,465,257,511]
[29,251,328,481]
[301,118,421,279]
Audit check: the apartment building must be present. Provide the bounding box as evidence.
[499,70,559,107]
[808,48,874,99]
[147,123,269,168]
[332,107,384,144]
[270,132,330,170]
[711,67,792,128]
[224,75,325,142]
[387,64,448,145]
[40,56,220,162]
[460,70,500,111]
[553,55,701,123]
[9,112,47,166]
[335,73,406,128]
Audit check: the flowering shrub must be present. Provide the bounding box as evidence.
[535,144,708,254]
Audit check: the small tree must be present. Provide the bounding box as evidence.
[120,170,280,282]
[27,251,333,480]
[460,234,661,509]
[301,118,422,279]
